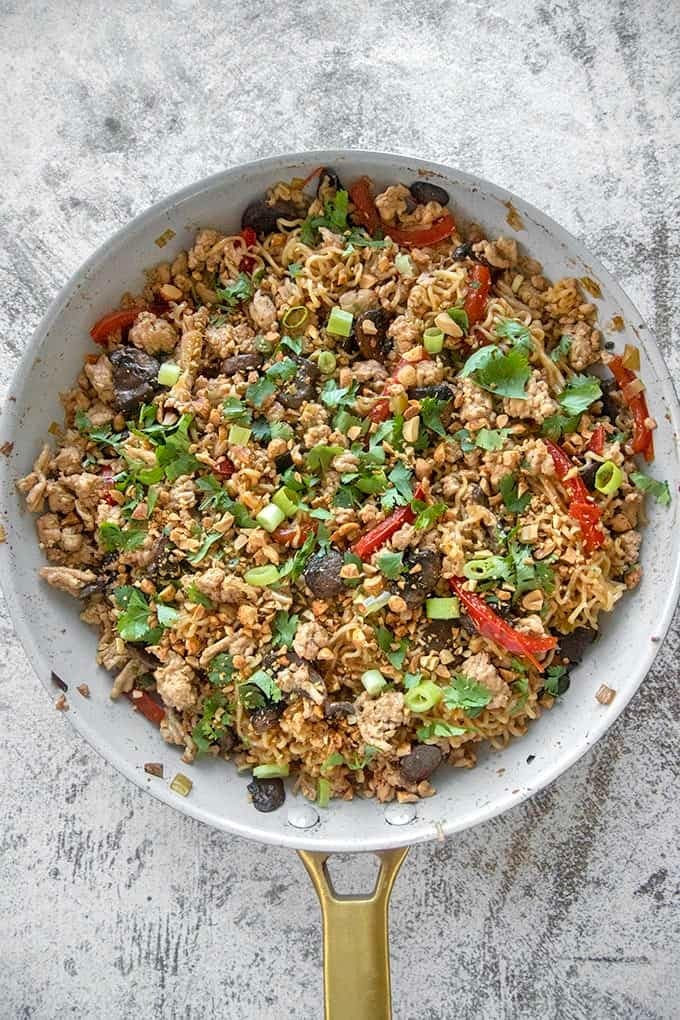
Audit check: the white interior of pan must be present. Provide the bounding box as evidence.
[1,151,678,852]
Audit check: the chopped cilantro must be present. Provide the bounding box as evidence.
[447,306,469,333]
[207,652,235,687]
[287,262,303,278]
[196,474,257,527]
[544,664,570,697]
[475,427,511,451]
[246,375,276,407]
[187,531,222,565]
[215,272,253,308]
[558,374,602,416]
[98,522,146,553]
[185,583,214,609]
[266,356,298,382]
[306,444,344,473]
[374,625,409,670]
[156,603,180,628]
[541,413,581,442]
[495,318,532,351]
[154,414,201,481]
[550,335,572,363]
[376,551,405,580]
[443,674,492,715]
[420,397,448,437]
[320,379,359,410]
[342,551,364,586]
[278,530,318,582]
[630,471,672,506]
[300,189,350,245]
[512,675,530,713]
[411,500,447,530]
[453,428,476,453]
[460,345,531,400]
[222,397,252,424]
[113,586,163,645]
[279,334,303,356]
[272,610,299,649]
[416,721,468,741]
[499,473,532,513]
[380,462,413,510]
[192,692,234,752]
[238,669,282,710]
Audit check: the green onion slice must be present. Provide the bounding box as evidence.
[595,460,624,496]
[282,305,308,330]
[272,487,298,517]
[463,556,507,580]
[318,351,337,375]
[228,424,251,446]
[423,327,444,354]
[317,777,331,808]
[253,763,290,779]
[255,503,286,533]
[361,669,387,696]
[404,681,443,714]
[157,361,181,387]
[327,307,354,337]
[425,597,460,620]
[244,564,280,587]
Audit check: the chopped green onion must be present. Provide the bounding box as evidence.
[170,773,193,797]
[256,335,275,354]
[447,306,469,333]
[244,564,280,587]
[361,669,387,696]
[394,253,415,277]
[327,307,354,337]
[252,763,290,779]
[317,777,331,808]
[423,327,444,354]
[228,424,251,446]
[463,556,507,581]
[282,305,308,330]
[358,591,391,615]
[157,361,181,387]
[425,597,460,620]
[404,681,443,714]
[594,460,624,495]
[318,351,337,375]
[255,503,286,533]
[272,488,298,517]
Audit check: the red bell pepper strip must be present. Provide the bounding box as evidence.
[608,355,654,462]
[90,304,166,344]
[464,264,491,326]
[588,425,605,455]
[216,457,235,478]
[385,214,457,248]
[126,690,166,725]
[370,352,431,423]
[545,440,605,553]
[240,226,257,248]
[353,485,425,559]
[348,176,382,235]
[449,578,556,672]
[273,519,315,549]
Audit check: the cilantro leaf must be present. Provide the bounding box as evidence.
[192,691,234,753]
[187,531,222,565]
[154,414,201,481]
[98,522,146,553]
[215,272,253,308]
[185,583,214,609]
[222,397,252,425]
[541,413,581,442]
[475,427,511,451]
[558,374,602,416]
[443,674,492,714]
[320,379,359,410]
[306,444,344,473]
[376,551,405,580]
[272,610,299,649]
[460,345,531,400]
[447,306,469,333]
[384,462,413,506]
[246,375,276,407]
[499,473,532,513]
[266,356,298,382]
[512,675,530,713]
[420,397,448,437]
[279,334,303,356]
[495,318,532,351]
[453,428,476,453]
[375,625,409,670]
[410,500,447,531]
[630,471,672,506]
[550,335,572,363]
[278,529,318,582]
[416,721,468,741]
[196,474,257,527]
[287,262,303,279]
[238,669,282,709]
[207,652,235,687]
[113,586,163,645]
[300,190,350,244]
[156,603,180,628]
[544,664,570,697]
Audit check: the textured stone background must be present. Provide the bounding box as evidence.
[1,2,679,1018]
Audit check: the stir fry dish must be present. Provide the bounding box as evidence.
[19,168,671,812]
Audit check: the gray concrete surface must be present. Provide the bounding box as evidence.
[1,1,679,1017]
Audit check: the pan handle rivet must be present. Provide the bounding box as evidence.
[287,804,320,829]
[384,802,417,826]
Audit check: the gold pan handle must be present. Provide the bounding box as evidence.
[298,848,409,1020]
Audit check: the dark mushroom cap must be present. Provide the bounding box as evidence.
[409,180,450,206]
[408,384,455,403]
[557,627,596,665]
[278,357,319,409]
[303,550,345,600]
[399,548,442,606]
[109,347,160,413]
[423,618,454,651]
[354,308,392,361]
[400,744,443,783]
[325,700,356,719]
[241,199,300,238]
[222,353,263,375]
[317,167,343,199]
[250,704,284,733]
[247,777,286,812]
[578,460,599,491]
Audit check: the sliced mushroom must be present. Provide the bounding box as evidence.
[399,549,442,606]
[558,627,597,665]
[222,353,263,375]
[578,460,599,491]
[409,180,450,206]
[317,168,343,200]
[325,700,356,720]
[250,705,284,733]
[303,550,345,599]
[109,347,160,413]
[247,777,285,813]
[408,384,455,403]
[278,357,319,409]
[241,199,300,238]
[400,744,443,783]
[599,378,622,421]
[354,309,392,361]
[423,619,454,651]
